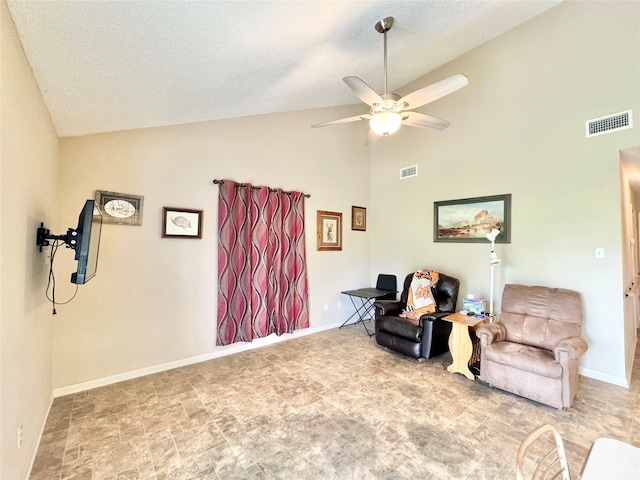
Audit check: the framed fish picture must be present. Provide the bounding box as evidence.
[162,207,203,239]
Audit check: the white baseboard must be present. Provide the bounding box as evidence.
[53,322,343,397]
[579,366,629,388]
[579,333,637,388]
[23,393,54,480]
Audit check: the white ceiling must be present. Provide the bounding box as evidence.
[7,0,562,138]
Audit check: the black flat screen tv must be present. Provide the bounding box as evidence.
[70,200,103,284]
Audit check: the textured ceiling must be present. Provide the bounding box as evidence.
[7,0,562,138]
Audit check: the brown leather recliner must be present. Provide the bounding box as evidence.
[476,284,588,409]
[374,272,460,360]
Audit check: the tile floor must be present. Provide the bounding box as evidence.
[30,323,640,480]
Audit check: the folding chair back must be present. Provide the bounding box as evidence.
[375,274,396,300]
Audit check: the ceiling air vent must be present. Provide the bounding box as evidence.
[400,164,418,179]
[586,109,632,138]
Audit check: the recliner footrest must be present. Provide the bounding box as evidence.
[376,316,421,342]
[375,331,422,359]
[484,342,562,378]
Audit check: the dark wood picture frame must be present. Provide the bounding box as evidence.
[434,194,511,243]
[351,206,366,231]
[162,207,203,239]
[317,210,342,251]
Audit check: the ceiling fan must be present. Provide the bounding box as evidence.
[312,17,468,144]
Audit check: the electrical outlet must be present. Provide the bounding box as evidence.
[18,424,23,448]
[323,303,328,311]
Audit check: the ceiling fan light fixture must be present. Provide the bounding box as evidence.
[311,15,468,144]
[370,112,402,136]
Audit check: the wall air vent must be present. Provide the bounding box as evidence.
[400,164,418,179]
[586,109,632,138]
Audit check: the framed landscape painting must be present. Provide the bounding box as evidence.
[434,194,511,243]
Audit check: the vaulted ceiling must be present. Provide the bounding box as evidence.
[8,0,562,138]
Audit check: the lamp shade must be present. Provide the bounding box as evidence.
[485,228,500,242]
[370,112,402,136]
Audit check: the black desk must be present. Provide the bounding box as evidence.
[340,288,396,336]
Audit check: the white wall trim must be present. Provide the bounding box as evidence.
[53,322,343,397]
[625,334,638,386]
[579,366,629,388]
[23,393,54,480]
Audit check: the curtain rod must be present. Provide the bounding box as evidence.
[212,179,310,198]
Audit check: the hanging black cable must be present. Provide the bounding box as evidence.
[45,240,78,314]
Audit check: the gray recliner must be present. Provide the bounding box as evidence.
[476,284,588,409]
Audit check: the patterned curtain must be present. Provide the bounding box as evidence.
[216,180,310,345]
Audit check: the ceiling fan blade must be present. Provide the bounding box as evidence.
[402,112,450,131]
[311,114,370,128]
[398,74,468,110]
[365,129,381,147]
[343,76,384,107]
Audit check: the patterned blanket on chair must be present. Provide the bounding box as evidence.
[400,269,439,323]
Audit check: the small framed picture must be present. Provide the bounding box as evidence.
[351,206,366,231]
[317,210,342,251]
[96,190,144,226]
[162,207,203,239]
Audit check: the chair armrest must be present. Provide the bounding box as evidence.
[374,300,403,318]
[419,311,453,326]
[476,322,507,347]
[553,336,588,361]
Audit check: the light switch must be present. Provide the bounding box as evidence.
[595,248,605,259]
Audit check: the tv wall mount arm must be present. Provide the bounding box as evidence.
[36,223,79,252]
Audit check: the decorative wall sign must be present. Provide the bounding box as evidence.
[95,190,144,226]
[162,207,203,239]
[351,206,366,231]
[317,210,342,251]
[434,194,511,243]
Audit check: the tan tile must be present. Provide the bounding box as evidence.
[148,437,180,474]
[30,329,640,480]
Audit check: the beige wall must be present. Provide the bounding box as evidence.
[52,0,640,390]
[2,1,639,477]
[370,0,640,385]
[54,106,372,388]
[1,1,59,478]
